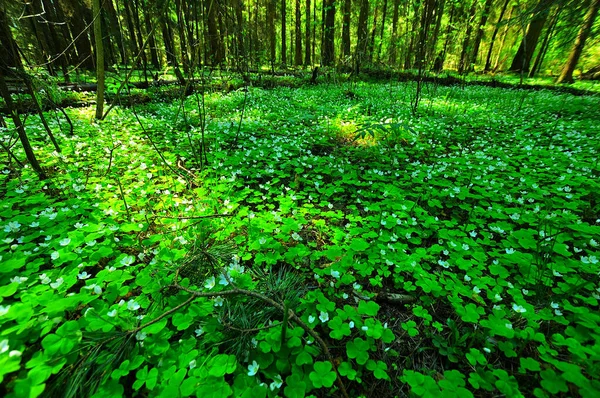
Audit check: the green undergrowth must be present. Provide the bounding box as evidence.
[1,81,599,397]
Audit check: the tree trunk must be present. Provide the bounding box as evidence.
[529,5,561,77]
[341,0,351,59]
[469,0,494,71]
[494,4,513,70]
[267,0,276,65]
[484,0,510,72]
[508,0,553,73]
[440,2,455,69]
[356,0,369,72]
[321,0,335,66]
[367,3,379,64]
[123,0,140,60]
[144,1,161,68]
[305,0,312,65]
[103,0,126,64]
[205,0,224,65]
[64,0,95,69]
[414,0,435,71]
[458,0,477,74]
[556,0,600,83]
[295,0,303,65]
[376,0,388,63]
[389,0,400,65]
[93,0,105,119]
[282,0,287,65]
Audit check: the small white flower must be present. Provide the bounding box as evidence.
[361,326,369,331]
[551,302,559,309]
[213,297,224,307]
[259,237,267,245]
[10,276,27,284]
[291,232,302,241]
[0,339,8,353]
[59,238,71,246]
[552,270,563,277]
[308,315,316,324]
[189,359,197,369]
[494,293,502,301]
[462,244,470,251]
[248,360,259,376]
[590,239,598,247]
[512,303,527,313]
[270,374,283,391]
[136,331,147,341]
[127,300,140,311]
[107,309,117,317]
[78,272,91,280]
[349,321,355,328]
[204,276,216,290]
[505,248,515,255]
[218,273,230,286]
[120,256,135,267]
[522,289,529,295]
[353,283,361,290]
[473,286,481,294]
[483,347,491,353]
[0,305,10,316]
[51,251,60,260]
[4,221,21,233]
[464,274,472,282]
[469,231,477,238]
[331,270,340,279]
[195,326,204,336]
[319,311,329,323]
[505,323,513,329]
[9,350,21,357]
[50,278,64,289]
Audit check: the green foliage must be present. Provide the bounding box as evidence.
[1,81,599,397]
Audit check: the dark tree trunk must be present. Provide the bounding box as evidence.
[376,0,388,63]
[341,0,351,59]
[123,0,140,59]
[458,0,477,74]
[356,0,369,71]
[494,4,513,70]
[0,8,21,76]
[414,0,435,71]
[103,0,126,64]
[321,0,335,66]
[175,0,191,71]
[367,3,379,63]
[428,0,445,66]
[143,1,161,68]
[282,0,287,65]
[389,0,400,64]
[205,0,224,65]
[509,0,553,73]
[469,0,494,71]
[305,0,312,65]
[64,0,95,69]
[556,0,600,83]
[440,2,456,68]
[295,0,303,65]
[529,5,561,77]
[484,0,510,72]
[267,0,276,65]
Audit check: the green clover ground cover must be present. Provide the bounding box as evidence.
[1,82,599,398]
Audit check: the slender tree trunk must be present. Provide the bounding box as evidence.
[144,1,161,68]
[356,0,369,72]
[267,0,276,65]
[123,0,140,60]
[103,0,126,64]
[205,0,224,65]
[529,5,561,77]
[389,0,400,65]
[556,0,600,83]
[469,0,494,71]
[414,0,435,71]
[484,0,510,72]
[458,0,477,74]
[509,0,553,73]
[341,0,351,59]
[295,0,303,65]
[428,0,445,64]
[305,0,312,65]
[494,5,513,70]
[282,0,287,65]
[440,2,455,67]
[367,3,379,63]
[93,0,105,119]
[64,0,95,69]
[321,0,336,66]
[376,0,388,63]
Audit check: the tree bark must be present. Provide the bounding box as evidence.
[508,0,553,73]
[470,0,494,71]
[295,0,303,65]
[529,5,561,77]
[93,0,105,119]
[356,0,369,72]
[341,0,351,59]
[556,0,600,83]
[321,0,336,66]
[282,0,287,65]
[458,0,477,74]
[484,0,510,72]
[305,0,312,65]
[388,0,400,65]
[267,0,276,65]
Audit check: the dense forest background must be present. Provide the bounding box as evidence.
[1,0,600,83]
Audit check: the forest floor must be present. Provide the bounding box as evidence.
[1,80,599,397]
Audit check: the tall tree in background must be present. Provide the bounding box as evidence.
[341,0,351,59]
[509,0,553,73]
[295,0,303,65]
[458,0,477,73]
[268,0,277,65]
[529,4,562,77]
[556,0,600,83]
[321,0,336,65]
[484,0,511,72]
[305,0,312,65]
[388,0,400,64]
[282,0,287,65]
[469,0,494,71]
[356,0,369,71]
[93,0,105,119]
